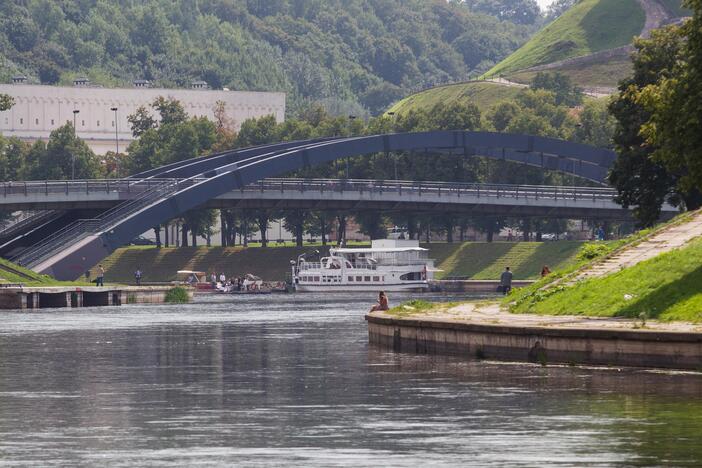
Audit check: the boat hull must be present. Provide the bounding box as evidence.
[295,282,428,293]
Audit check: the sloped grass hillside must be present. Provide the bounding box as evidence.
[97,246,332,283]
[0,258,61,285]
[388,81,522,115]
[510,237,702,322]
[486,0,645,78]
[101,241,584,283]
[428,241,583,280]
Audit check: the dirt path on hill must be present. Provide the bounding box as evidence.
[572,211,702,283]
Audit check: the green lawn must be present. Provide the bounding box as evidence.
[485,0,645,77]
[509,237,702,322]
[508,57,633,89]
[388,81,522,115]
[0,257,84,285]
[429,241,583,280]
[100,241,585,283]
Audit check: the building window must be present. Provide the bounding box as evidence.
[111,121,115,127]
[97,120,100,127]
[35,118,39,125]
[50,119,54,125]
[81,120,85,127]
[19,118,23,124]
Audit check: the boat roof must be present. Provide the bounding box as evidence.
[331,247,427,254]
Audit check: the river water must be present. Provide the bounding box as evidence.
[0,293,700,467]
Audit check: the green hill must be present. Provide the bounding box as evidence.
[387,81,523,115]
[485,0,645,78]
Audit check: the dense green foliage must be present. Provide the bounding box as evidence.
[463,0,541,25]
[607,26,685,227]
[485,0,645,77]
[639,1,702,197]
[164,286,190,303]
[0,0,534,116]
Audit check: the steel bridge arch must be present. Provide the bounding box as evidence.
[33,131,617,278]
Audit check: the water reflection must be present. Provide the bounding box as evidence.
[0,293,700,466]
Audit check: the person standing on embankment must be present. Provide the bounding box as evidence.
[500,267,512,295]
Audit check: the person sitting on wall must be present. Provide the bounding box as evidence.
[369,291,389,313]
[541,265,551,278]
[134,268,142,286]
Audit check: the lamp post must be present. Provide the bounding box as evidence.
[386,112,398,180]
[111,107,119,177]
[72,110,80,179]
[346,115,357,179]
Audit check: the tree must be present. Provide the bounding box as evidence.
[608,25,687,226]
[546,0,577,20]
[464,0,541,25]
[0,94,14,112]
[128,106,157,138]
[21,123,100,180]
[640,1,702,196]
[575,99,615,147]
[283,210,311,247]
[530,72,583,107]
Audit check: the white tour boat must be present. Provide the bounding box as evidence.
[292,239,436,292]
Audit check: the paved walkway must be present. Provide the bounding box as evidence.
[381,301,702,333]
[573,210,702,282]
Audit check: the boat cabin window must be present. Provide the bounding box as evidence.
[348,276,354,282]
[356,276,362,282]
[364,276,371,282]
[373,276,380,282]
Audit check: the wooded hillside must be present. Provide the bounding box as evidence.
[0,0,533,115]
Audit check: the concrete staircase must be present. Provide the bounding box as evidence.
[573,210,702,282]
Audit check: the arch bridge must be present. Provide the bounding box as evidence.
[1,131,627,280]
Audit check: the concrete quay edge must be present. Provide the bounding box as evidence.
[366,308,702,370]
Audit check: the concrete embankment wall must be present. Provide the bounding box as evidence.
[366,315,702,370]
[0,286,190,310]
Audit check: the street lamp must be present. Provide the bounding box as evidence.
[346,116,357,179]
[111,107,119,177]
[72,110,80,179]
[386,112,398,180]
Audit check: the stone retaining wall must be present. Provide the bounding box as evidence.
[366,314,702,370]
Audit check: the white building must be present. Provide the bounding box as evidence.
[0,77,285,154]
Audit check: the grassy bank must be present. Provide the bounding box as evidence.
[486,0,644,77]
[388,81,522,115]
[0,257,84,286]
[99,241,585,283]
[509,237,702,322]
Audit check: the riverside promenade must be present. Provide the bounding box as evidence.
[367,302,702,370]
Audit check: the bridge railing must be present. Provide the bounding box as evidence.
[247,178,618,202]
[0,178,182,197]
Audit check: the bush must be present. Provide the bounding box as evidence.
[577,242,611,261]
[165,286,189,303]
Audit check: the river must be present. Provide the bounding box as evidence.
[0,293,700,466]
